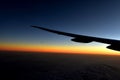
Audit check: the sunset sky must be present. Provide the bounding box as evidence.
[1,0,120,55]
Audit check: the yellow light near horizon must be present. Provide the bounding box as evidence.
[0,42,120,55]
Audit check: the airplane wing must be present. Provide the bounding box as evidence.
[31,26,120,51]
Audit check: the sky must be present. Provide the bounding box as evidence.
[1,0,120,55]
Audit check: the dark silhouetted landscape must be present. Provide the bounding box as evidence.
[1,51,120,80]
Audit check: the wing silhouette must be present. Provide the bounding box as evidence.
[31,26,120,51]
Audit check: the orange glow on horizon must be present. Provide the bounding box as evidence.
[1,42,120,55]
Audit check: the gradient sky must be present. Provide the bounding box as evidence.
[1,0,120,55]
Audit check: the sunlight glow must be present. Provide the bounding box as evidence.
[0,42,120,55]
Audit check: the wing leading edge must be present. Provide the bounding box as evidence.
[31,26,120,51]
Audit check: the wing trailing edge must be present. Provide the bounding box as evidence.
[31,26,120,51]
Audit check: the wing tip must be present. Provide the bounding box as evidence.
[31,25,48,31]
[31,25,38,28]
[31,25,43,29]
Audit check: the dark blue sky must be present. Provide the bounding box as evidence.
[1,0,120,52]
